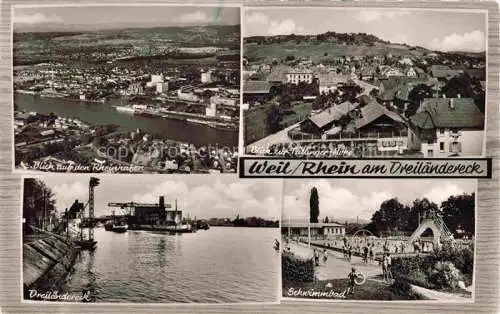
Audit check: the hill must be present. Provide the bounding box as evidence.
[244,31,431,64]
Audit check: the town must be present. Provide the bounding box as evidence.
[14,23,241,173]
[243,32,485,158]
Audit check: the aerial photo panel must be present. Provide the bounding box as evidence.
[13,5,241,174]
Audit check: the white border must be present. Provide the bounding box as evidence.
[11,3,242,174]
[279,178,479,303]
[19,173,281,306]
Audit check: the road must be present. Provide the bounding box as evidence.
[351,78,379,96]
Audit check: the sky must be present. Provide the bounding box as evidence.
[283,179,476,222]
[244,8,486,52]
[33,175,281,220]
[13,6,240,31]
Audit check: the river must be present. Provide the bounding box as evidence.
[62,227,279,303]
[14,93,238,148]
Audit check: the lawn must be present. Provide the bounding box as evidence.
[244,101,312,145]
[283,278,428,301]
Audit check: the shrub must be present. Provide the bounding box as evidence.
[389,279,425,300]
[430,261,463,289]
[282,251,315,282]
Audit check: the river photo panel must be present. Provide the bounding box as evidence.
[22,174,281,303]
[281,179,476,302]
[13,5,241,174]
[242,7,486,159]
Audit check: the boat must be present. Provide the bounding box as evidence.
[114,105,135,114]
[104,220,114,231]
[196,220,210,230]
[104,220,128,233]
[131,223,194,233]
[111,224,128,233]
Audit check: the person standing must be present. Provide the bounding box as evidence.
[347,267,357,295]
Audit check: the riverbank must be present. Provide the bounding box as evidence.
[14,93,238,148]
[23,233,80,300]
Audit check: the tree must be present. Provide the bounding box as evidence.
[324,216,329,223]
[309,187,319,223]
[407,198,438,235]
[441,193,475,237]
[369,198,408,233]
[407,84,433,117]
[23,178,56,234]
[441,73,473,99]
[266,105,283,134]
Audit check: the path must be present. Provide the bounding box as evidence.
[287,241,382,280]
[286,241,472,301]
[246,122,299,153]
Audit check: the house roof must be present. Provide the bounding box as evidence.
[287,67,313,75]
[355,101,405,129]
[306,101,358,129]
[410,97,484,129]
[379,77,428,101]
[318,72,349,87]
[430,65,463,79]
[267,65,290,82]
[243,80,271,94]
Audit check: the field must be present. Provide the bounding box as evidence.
[244,41,427,65]
[14,25,240,65]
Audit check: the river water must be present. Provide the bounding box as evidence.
[62,227,279,303]
[14,93,238,148]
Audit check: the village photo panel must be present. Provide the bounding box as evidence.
[281,179,476,301]
[13,4,241,174]
[22,174,281,303]
[242,7,486,159]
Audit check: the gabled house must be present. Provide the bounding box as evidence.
[407,97,484,157]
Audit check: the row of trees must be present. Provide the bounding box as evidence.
[364,194,475,237]
[307,186,475,237]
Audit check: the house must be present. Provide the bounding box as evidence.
[299,101,358,137]
[318,72,348,94]
[407,97,484,157]
[429,65,463,80]
[281,221,346,237]
[406,67,417,78]
[378,77,428,107]
[286,67,313,84]
[360,67,376,81]
[243,80,271,103]
[267,65,290,85]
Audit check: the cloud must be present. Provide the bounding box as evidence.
[176,11,209,24]
[355,10,410,23]
[283,180,392,221]
[52,181,87,211]
[130,178,281,220]
[423,183,466,206]
[429,30,485,52]
[14,13,63,24]
[245,11,303,36]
